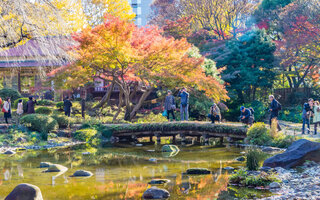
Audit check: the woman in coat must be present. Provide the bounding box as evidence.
[164,90,176,122]
[26,96,37,114]
[3,98,11,124]
[313,101,320,135]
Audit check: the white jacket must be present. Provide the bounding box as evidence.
[3,101,11,113]
[17,102,23,115]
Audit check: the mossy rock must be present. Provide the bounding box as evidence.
[235,156,246,162]
[161,145,180,153]
[186,168,211,175]
[148,179,171,185]
[71,170,93,177]
[39,162,52,168]
[43,164,68,173]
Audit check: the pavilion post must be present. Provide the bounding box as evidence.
[17,70,21,93]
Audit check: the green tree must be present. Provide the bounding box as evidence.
[216,29,276,103]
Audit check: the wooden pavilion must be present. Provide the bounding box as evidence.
[0,37,74,94]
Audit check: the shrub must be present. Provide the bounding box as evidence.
[51,115,74,128]
[56,101,64,110]
[13,98,29,110]
[37,99,54,106]
[244,100,267,122]
[279,105,302,123]
[246,122,272,146]
[246,149,267,171]
[136,113,167,123]
[73,128,98,142]
[20,114,58,140]
[0,88,21,102]
[35,107,52,115]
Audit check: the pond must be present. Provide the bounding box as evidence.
[0,143,273,199]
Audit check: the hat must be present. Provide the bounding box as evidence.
[240,106,245,111]
[167,90,172,93]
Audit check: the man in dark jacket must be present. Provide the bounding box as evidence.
[302,98,314,134]
[269,95,281,131]
[64,96,73,117]
[179,88,189,121]
[240,106,253,125]
[26,96,37,114]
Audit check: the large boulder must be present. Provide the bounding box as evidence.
[39,162,52,168]
[43,164,68,173]
[5,183,43,200]
[142,187,170,199]
[161,145,179,153]
[263,139,320,169]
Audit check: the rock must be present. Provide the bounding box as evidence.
[16,137,27,143]
[43,164,68,173]
[142,186,170,199]
[269,182,281,189]
[240,151,246,154]
[260,166,272,172]
[148,179,171,185]
[223,166,235,170]
[263,139,320,169]
[149,158,157,162]
[3,150,15,155]
[82,152,91,155]
[39,162,52,168]
[136,144,143,147]
[262,147,282,153]
[161,145,180,153]
[5,183,43,200]
[71,170,93,177]
[235,156,246,162]
[186,168,211,175]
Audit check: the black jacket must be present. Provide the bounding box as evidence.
[241,108,251,120]
[270,99,279,117]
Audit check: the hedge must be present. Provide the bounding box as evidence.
[35,107,52,115]
[0,88,21,102]
[20,114,58,140]
[56,101,64,110]
[73,128,98,142]
[51,115,74,128]
[37,99,54,106]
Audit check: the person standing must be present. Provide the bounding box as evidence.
[26,96,37,114]
[2,98,11,124]
[313,101,320,135]
[16,99,24,123]
[269,95,282,131]
[63,96,73,117]
[208,103,221,124]
[302,98,314,134]
[164,90,176,122]
[179,88,189,121]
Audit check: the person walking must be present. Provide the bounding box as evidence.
[179,88,189,121]
[26,96,37,114]
[64,96,73,117]
[313,101,320,135]
[164,90,176,122]
[208,103,221,124]
[302,98,314,134]
[2,98,11,124]
[269,95,282,131]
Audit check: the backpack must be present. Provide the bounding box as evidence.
[249,107,255,115]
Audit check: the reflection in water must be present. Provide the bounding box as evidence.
[0,144,273,200]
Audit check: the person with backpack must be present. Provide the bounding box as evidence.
[208,103,221,124]
[164,90,176,121]
[269,95,282,131]
[240,106,253,126]
[302,98,314,134]
[2,97,11,124]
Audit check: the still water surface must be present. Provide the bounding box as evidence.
[0,143,271,199]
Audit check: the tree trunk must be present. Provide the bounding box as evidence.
[93,81,115,109]
[129,88,153,121]
[113,89,123,122]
